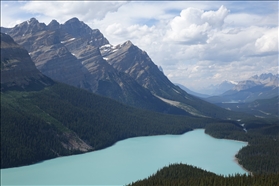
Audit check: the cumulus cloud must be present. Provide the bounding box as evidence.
[201,5,229,28]
[255,27,278,54]
[165,5,229,45]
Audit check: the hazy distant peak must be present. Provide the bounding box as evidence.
[250,73,275,81]
[232,73,278,91]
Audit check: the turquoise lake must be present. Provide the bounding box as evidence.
[1,129,248,185]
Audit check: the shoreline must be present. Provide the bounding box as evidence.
[234,156,253,176]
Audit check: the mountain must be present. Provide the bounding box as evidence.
[2,18,249,119]
[1,33,219,168]
[175,83,210,98]
[198,80,238,96]
[99,40,247,119]
[205,73,278,104]
[2,32,278,175]
[1,33,54,91]
[233,73,278,91]
[1,18,187,115]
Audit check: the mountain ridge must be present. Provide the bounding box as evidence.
[1,18,188,115]
[2,17,249,119]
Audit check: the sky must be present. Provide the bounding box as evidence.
[1,1,278,92]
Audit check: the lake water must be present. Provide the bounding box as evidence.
[1,129,248,185]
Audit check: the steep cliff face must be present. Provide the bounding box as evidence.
[100,40,241,119]
[2,18,248,119]
[2,18,187,115]
[100,41,190,99]
[1,33,53,91]
[27,30,93,90]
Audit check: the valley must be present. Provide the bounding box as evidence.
[1,16,278,185]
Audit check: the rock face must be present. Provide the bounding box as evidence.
[1,18,187,115]
[1,17,244,119]
[1,33,53,91]
[99,40,239,119]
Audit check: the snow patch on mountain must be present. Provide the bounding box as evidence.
[61,38,76,43]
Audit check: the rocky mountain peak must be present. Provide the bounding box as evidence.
[11,17,47,36]
[29,17,39,24]
[65,17,80,24]
[251,73,275,82]
[123,40,133,46]
[61,17,92,37]
[47,19,60,30]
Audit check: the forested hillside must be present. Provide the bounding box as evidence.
[216,96,279,118]
[129,163,279,186]
[1,82,225,168]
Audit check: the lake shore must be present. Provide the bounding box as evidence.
[234,156,253,176]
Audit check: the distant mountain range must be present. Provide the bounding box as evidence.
[1,17,246,119]
[196,80,238,96]
[205,73,278,103]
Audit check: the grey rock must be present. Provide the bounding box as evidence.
[1,33,53,91]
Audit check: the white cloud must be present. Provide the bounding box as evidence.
[255,27,278,54]
[201,5,230,28]
[165,5,229,45]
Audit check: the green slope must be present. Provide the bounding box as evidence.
[216,96,279,118]
[129,163,279,186]
[1,82,224,168]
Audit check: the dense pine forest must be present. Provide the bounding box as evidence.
[1,82,224,168]
[129,163,279,186]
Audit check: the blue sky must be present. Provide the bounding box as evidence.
[1,1,278,91]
